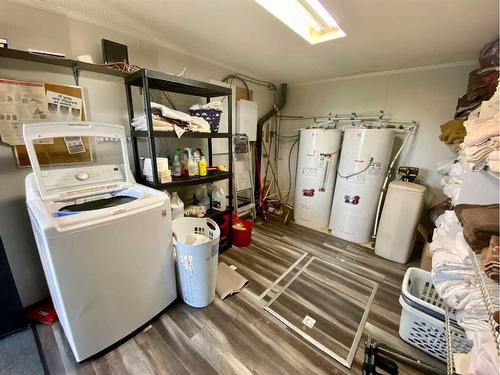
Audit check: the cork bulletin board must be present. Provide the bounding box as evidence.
[13,82,90,167]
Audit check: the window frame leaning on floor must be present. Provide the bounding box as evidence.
[263,256,379,368]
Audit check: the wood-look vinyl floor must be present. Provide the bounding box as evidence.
[33,217,445,374]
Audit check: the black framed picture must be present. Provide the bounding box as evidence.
[101,39,129,65]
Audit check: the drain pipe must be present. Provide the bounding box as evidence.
[371,124,417,247]
[255,83,287,217]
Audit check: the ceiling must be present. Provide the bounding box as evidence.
[12,0,500,83]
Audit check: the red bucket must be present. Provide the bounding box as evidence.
[232,216,253,247]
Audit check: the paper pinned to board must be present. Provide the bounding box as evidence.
[46,90,82,121]
[63,136,86,154]
[0,79,48,145]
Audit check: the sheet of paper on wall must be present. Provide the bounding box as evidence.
[46,90,83,121]
[0,79,48,145]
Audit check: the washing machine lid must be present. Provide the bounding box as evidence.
[23,122,133,201]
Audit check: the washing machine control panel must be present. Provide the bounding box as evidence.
[41,165,125,193]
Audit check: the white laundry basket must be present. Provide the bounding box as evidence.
[173,217,220,308]
[399,267,472,362]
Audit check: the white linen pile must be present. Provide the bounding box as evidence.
[437,160,467,205]
[189,101,224,112]
[131,101,211,137]
[467,330,500,375]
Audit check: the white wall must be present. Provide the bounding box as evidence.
[0,0,274,305]
[275,64,476,207]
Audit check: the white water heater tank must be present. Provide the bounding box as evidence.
[294,128,342,230]
[329,128,395,243]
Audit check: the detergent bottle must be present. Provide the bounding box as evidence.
[171,192,184,220]
[198,153,207,176]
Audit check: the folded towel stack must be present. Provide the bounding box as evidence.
[455,204,500,252]
[481,235,500,282]
[459,83,500,172]
[455,39,499,119]
[132,113,175,131]
[439,119,466,148]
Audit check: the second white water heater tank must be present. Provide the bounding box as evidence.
[294,128,342,230]
[329,128,395,243]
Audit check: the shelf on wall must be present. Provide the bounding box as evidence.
[131,130,229,139]
[141,171,230,189]
[0,48,130,84]
[125,69,231,97]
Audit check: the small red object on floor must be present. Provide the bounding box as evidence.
[232,215,253,247]
[25,300,57,325]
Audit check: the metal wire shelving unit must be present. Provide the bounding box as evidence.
[467,246,500,352]
[444,247,500,375]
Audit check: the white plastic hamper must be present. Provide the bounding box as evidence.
[399,268,472,362]
[173,217,220,308]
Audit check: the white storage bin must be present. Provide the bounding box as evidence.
[172,217,220,308]
[399,267,472,362]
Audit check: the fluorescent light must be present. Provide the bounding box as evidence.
[303,0,338,28]
[255,0,345,44]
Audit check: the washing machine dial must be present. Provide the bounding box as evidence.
[75,172,89,181]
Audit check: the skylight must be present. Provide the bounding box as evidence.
[255,0,346,44]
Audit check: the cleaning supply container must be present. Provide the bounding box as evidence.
[170,192,184,220]
[232,215,253,247]
[375,181,426,263]
[399,267,472,362]
[173,217,220,308]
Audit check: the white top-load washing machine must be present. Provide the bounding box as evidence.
[24,122,177,362]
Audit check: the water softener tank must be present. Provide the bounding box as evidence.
[375,181,426,263]
[329,128,395,243]
[294,128,342,230]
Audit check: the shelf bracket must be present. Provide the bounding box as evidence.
[72,63,80,86]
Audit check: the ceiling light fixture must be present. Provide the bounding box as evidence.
[255,0,346,44]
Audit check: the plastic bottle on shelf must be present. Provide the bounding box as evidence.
[193,148,201,176]
[211,186,226,211]
[196,185,211,211]
[171,192,184,220]
[172,149,182,177]
[188,150,198,176]
[198,153,207,176]
[181,149,189,177]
